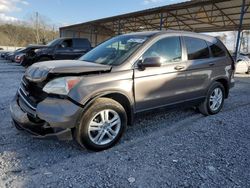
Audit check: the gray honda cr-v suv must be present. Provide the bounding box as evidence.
[10,30,235,151]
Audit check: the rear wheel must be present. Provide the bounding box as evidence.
[75,98,127,151]
[198,82,225,116]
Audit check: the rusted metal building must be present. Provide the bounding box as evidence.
[60,0,250,55]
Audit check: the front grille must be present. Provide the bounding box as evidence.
[21,77,48,103]
[18,76,48,111]
[18,87,36,110]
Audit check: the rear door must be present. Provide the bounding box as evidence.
[134,36,189,112]
[72,38,91,59]
[182,36,214,98]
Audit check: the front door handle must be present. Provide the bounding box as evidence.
[174,65,185,70]
[209,62,215,66]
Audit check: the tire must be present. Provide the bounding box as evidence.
[198,82,225,116]
[13,121,24,131]
[37,57,51,62]
[246,67,250,74]
[75,97,127,151]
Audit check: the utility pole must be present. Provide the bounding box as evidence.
[52,24,55,39]
[35,11,39,43]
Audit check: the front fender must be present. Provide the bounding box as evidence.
[68,70,134,107]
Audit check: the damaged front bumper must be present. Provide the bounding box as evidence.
[10,93,82,140]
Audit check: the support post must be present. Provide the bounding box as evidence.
[118,20,121,35]
[159,12,163,30]
[59,29,62,37]
[95,32,97,47]
[90,26,93,47]
[234,0,246,61]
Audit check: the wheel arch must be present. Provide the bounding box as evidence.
[81,91,134,126]
[213,77,229,98]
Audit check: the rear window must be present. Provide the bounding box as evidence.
[73,39,91,49]
[207,42,226,57]
[184,36,210,60]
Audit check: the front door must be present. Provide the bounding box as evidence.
[134,36,188,112]
[54,39,74,60]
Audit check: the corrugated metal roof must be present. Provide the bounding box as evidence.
[60,0,250,34]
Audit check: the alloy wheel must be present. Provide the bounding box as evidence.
[88,109,121,145]
[209,87,223,111]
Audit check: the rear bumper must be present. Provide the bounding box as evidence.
[10,93,82,140]
[230,71,235,89]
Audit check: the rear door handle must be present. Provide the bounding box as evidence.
[174,65,185,70]
[209,62,215,66]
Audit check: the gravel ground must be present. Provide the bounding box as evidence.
[0,59,250,188]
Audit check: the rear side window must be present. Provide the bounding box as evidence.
[73,39,91,49]
[142,36,182,64]
[184,37,210,60]
[207,42,226,57]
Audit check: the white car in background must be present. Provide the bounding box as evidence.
[233,54,250,74]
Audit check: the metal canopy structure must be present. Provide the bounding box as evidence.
[60,0,250,51]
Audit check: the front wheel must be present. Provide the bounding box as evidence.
[75,98,127,151]
[198,82,225,116]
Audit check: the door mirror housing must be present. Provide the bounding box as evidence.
[140,57,162,68]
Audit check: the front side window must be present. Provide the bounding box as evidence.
[61,39,73,48]
[184,37,210,60]
[142,36,182,64]
[79,35,148,65]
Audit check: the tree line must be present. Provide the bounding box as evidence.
[0,23,58,47]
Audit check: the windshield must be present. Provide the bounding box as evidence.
[46,39,60,46]
[79,35,149,65]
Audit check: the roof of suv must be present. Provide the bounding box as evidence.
[124,30,216,42]
[59,37,89,40]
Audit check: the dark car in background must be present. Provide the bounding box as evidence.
[5,49,21,61]
[10,48,23,62]
[15,53,26,64]
[10,30,235,151]
[15,45,47,65]
[1,51,8,58]
[21,38,92,67]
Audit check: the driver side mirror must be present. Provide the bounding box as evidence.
[138,57,162,70]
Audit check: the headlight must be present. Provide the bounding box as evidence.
[43,77,81,95]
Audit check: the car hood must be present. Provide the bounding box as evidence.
[28,44,47,48]
[25,60,112,82]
